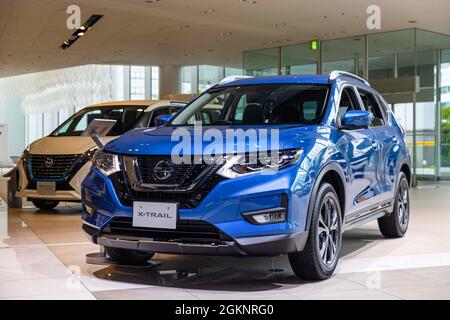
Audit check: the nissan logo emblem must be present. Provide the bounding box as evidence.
[44,157,54,168]
[153,160,174,181]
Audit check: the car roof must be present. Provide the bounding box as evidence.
[216,75,331,87]
[85,100,183,108]
[215,73,371,89]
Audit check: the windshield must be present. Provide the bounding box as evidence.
[51,105,147,137]
[170,84,329,126]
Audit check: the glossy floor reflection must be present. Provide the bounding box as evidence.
[1,182,450,300]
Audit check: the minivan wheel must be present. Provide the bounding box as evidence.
[105,247,155,266]
[378,172,410,238]
[31,199,59,210]
[288,183,342,280]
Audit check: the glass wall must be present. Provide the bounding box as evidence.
[243,28,450,181]
[281,43,318,75]
[198,65,224,93]
[243,48,279,76]
[440,49,450,176]
[0,64,161,151]
[130,66,146,100]
[181,65,243,94]
[322,36,364,76]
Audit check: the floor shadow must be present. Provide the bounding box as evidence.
[19,205,83,216]
[91,227,382,292]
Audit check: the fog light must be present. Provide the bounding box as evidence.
[243,208,287,225]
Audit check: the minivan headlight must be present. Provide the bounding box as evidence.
[217,149,303,179]
[92,150,120,176]
[83,147,99,160]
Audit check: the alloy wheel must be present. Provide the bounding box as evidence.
[397,179,410,231]
[317,196,340,268]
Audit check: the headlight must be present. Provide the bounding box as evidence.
[21,146,30,164]
[83,147,99,159]
[217,149,303,179]
[92,150,120,176]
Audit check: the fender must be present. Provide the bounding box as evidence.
[304,161,346,233]
[398,160,412,187]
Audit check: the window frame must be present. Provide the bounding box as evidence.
[355,87,387,128]
[335,84,364,129]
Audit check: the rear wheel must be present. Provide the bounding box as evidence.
[105,247,155,266]
[31,199,59,210]
[288,183,342,280]
[378,172,410,238]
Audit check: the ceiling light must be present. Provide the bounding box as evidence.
[60,14,103,50]
[408,20,418,24]
[320,15,327,19]
[202,8,215,14]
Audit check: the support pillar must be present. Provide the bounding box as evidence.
[159,65,182,98]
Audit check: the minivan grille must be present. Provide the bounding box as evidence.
[28,155,86,181]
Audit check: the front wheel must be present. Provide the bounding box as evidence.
[288,183,342,280]
[378,172,410,238]
[31,199,59,210]
[105,247,155,266]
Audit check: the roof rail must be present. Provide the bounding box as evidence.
[329,71,370,86]
[218,75,254,85]
[169,100,189,105]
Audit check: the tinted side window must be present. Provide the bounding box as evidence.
[338,87,360,125]
[358,89,385,127]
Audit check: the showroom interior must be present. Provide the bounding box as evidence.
[0,0,450,300]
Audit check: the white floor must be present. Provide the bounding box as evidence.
[1,182,450,300]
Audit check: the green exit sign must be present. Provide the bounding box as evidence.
[310,39,319,50]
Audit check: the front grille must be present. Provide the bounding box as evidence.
[102,217,232,243]
[28,154,87,181]
[115,155,226,209]
[135,155,210,188]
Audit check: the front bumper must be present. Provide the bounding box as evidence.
[82,164,314,256]
[82,222,308,256]
[17,189,82,201]
[16,159,91,202]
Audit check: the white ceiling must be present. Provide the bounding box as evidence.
[0,0,449,77]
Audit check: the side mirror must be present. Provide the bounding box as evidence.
[342,110,372,129]
[154,114,172,127]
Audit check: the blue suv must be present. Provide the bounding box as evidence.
[81,72,411,280]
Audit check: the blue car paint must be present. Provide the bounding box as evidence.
[81,74,411,253]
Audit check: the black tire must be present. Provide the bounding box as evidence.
[288,183,342,280]
[105,247,154,266]
[31,199,59,210]
[378,172,410,238]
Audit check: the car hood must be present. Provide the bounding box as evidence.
[28,136,116,155]
[104,125,329,156]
